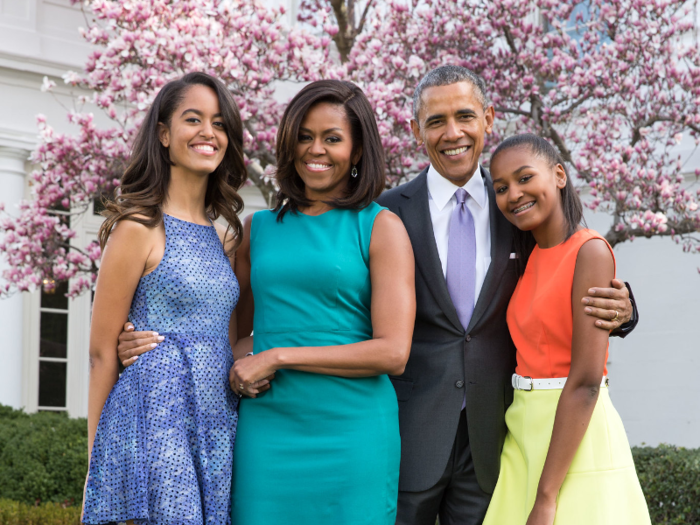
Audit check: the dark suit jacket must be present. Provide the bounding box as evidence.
[376,166,519,494]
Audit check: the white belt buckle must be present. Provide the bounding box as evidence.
[512,374,534,391]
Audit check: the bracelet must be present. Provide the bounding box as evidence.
[245,352,254,357]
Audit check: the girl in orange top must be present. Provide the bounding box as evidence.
[483,134,650,525]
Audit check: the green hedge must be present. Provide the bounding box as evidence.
[632,445,700,525]
[0,405,87,506]
[1,405,699,524]
[0,499,80,525]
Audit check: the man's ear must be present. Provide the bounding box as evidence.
[158,122,170,148]
[410,119,423,146]
[484,105,495,135]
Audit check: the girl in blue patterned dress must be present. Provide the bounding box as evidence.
[82,72,246,525]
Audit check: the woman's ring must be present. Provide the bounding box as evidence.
[611,311,619,322]
[239,383,245,391]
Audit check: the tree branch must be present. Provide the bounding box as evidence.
[245,161,277,209]
[59,242,99,274]
[630,116,700,148]
[330,0,354,62]
[357,0,374,35]
[555,92,594,116]
[494,106,531,117]
[604,219,700,248]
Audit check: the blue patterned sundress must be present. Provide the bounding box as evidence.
[83,213,240,525]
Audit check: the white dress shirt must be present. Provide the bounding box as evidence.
[427,163,492,306]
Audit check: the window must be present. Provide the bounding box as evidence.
[546,2,611,46]
[37,279,69,411]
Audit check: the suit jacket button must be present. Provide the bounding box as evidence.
[465,334,472,342]
[455,380,465,388]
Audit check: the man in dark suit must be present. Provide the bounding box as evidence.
[376,65,637,525]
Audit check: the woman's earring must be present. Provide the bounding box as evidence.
[351,166,358,178]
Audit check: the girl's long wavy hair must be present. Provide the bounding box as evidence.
[490,133,585,275]
[98,72,246,256]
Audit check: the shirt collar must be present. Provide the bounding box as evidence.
[427,163,487,212]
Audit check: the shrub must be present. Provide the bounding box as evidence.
[632,445,700,525]
[0,499,80,525]
[0,405,87,506]
[2,403,700,524]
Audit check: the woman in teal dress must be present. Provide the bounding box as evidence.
[229,80,416,524]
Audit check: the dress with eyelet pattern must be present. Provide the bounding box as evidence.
[83,213,239,525]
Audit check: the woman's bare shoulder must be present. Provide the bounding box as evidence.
[372,208,405,232]
[370,209,413,257]
[104,215,162,257]
[577,238,613,267]
[574,237,614,288]
[110,215,160,239]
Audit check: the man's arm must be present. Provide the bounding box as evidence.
[582,279,639,337]
[610,282,638,338]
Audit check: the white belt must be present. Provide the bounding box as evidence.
[512,374,608,391]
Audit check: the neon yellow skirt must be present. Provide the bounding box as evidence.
[483,387,651,525]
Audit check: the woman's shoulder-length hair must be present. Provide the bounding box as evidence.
[274,79,386,221]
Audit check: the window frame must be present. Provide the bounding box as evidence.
[22,200,104,417]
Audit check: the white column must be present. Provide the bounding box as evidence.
[0,146,30,409]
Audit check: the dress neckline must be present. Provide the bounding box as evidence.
[163,212,214,228]
[296,207,340,218]
[535,228,587,251]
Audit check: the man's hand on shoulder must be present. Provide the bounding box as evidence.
[581,278,634,332]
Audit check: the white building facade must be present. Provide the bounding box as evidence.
[0,0,698,447]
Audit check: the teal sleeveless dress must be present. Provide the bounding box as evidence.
[231,203,400,524]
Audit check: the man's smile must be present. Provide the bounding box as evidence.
[441,145,471,157]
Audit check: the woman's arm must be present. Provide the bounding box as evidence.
[234,214,254,340]
[218,217,269,398]
[214,220,241,356]
[230,210,415,386]
[526,238,615,525]
[87,220,158,459]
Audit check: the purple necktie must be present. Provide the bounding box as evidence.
[446,188,476,332]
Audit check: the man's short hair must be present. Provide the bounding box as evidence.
[412,65,490,121]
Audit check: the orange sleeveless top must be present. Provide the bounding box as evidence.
[507,229,616,378]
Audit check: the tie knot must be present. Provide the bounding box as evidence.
[455,188,468,204]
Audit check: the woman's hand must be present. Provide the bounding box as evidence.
[526,496,556,525]
[228,352,277,397]
[229,351,279,397]
[117,322,163,367]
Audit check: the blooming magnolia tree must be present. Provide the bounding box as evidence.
[0,0,333,296]
[1,0,699,297]
[336,0,700,246]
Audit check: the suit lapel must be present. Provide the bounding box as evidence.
[399,170,464,333]
[466,167,513,333]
